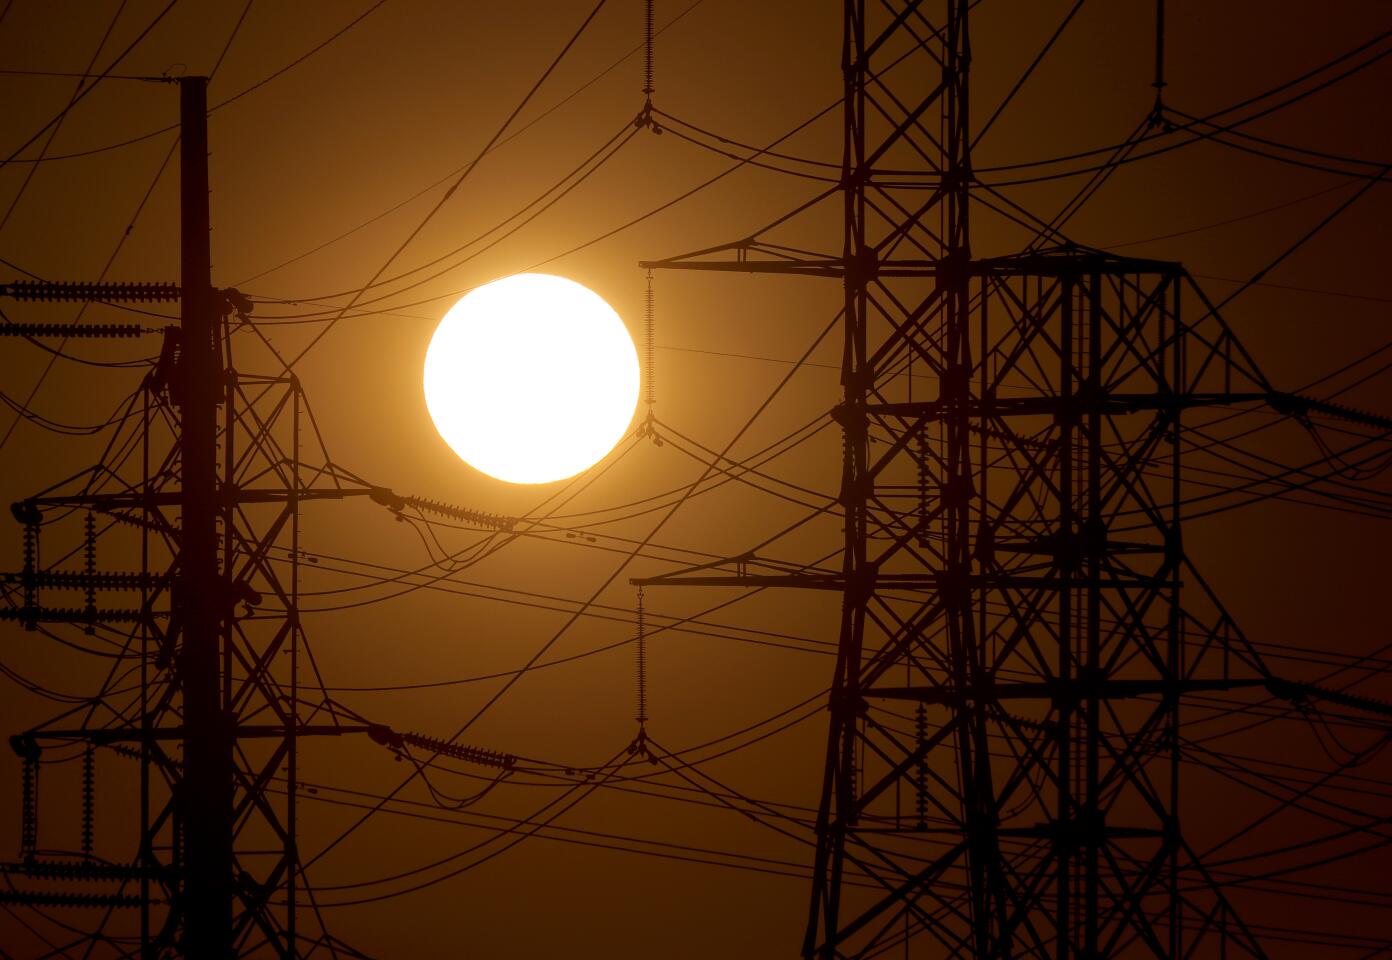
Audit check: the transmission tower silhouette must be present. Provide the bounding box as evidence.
[0,77,412,958]
[635,2,1392,957]
[3,7,1390,959]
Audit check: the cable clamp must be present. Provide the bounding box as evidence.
[635,409,663,446]
[633,99,662,134]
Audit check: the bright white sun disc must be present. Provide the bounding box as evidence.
[423,273,640,484]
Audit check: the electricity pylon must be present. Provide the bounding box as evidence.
[633,2,1388,955]
[0,77,395,959]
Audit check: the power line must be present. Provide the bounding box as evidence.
[279,0,616,370]
[233,0,710,288]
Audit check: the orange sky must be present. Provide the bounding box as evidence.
[1,2,1390,956]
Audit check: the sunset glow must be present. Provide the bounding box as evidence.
[423,273,640,484]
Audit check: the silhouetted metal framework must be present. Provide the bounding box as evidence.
[0,78,385,959]
[629,1,1386,956]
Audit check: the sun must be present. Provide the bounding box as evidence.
[423,273,640,485]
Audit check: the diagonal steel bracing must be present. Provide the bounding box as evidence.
[635,2,1291,957]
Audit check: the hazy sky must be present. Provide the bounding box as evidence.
[1,2,1390,956]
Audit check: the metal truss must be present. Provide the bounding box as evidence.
[3,312,386,956]
[630,1,1342,956]
[0,78,382,959]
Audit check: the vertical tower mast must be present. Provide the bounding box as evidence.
[177,74,235,960]
[0,77,377,958]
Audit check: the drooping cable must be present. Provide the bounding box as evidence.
[0,0,378,169]
[0,0,130,234]
[248,119,636,312]
[1203,163,1391,319]
[302,308,843,875]
[235,0,708,290]
[0,0,178,168]
[283,0,614,370]
[971,0,1084,149]
[0,6,254,458]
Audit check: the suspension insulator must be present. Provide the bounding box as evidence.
[0,322,147,339]
[368,488,515,531]
[406,496,515,531]
[81,747,95,856]
[636,588,649,727]
[100,741,142,762]
[0,606,143,624]
[1,280,180,303]
[642,0,655,96]
[20,751,38,855]
[21,858,160,882]
[82,514,97,634]
[20,521,37,632]
[0,570,162,591]
[367,724,515,770]
[644,273,656,408]
[404,731,515,770]
[97,508,167,535]
[0,890,143,908]
[914,703,927,831]
[915,428,931,547]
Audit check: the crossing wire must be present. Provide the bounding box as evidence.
[279,0,615,371]
[2,3,1392,946]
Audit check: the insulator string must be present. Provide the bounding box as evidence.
[1153,0,1165,93]
[81,747,95,856]
[0,322,147,339]
[1150,0,1167,123]
[21,520,37,630]
[644,270,656,408]
[915,428,930,546]
[636,587,648,729]
[634,0,661,133]
[83,512,97,634]
[366,724,516,770]
[20,751,38,855]
[642,0,654,97]
[914,703,927,830]
[0,280,180,303]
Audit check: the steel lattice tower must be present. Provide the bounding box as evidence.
[1,77,392,958]
[633,2,1325,956]
[4,9,1387,958]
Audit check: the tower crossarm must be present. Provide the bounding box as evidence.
[633,1,1325,956]
[863,677,1268,706]
[859,392,1273,421]
[639,249,1182,280]
[13,725,372,748]
[633,572,845,589]
[636,571,1178,590]
[13,488,376,513]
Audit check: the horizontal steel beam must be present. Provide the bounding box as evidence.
[863,677,1267,705]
